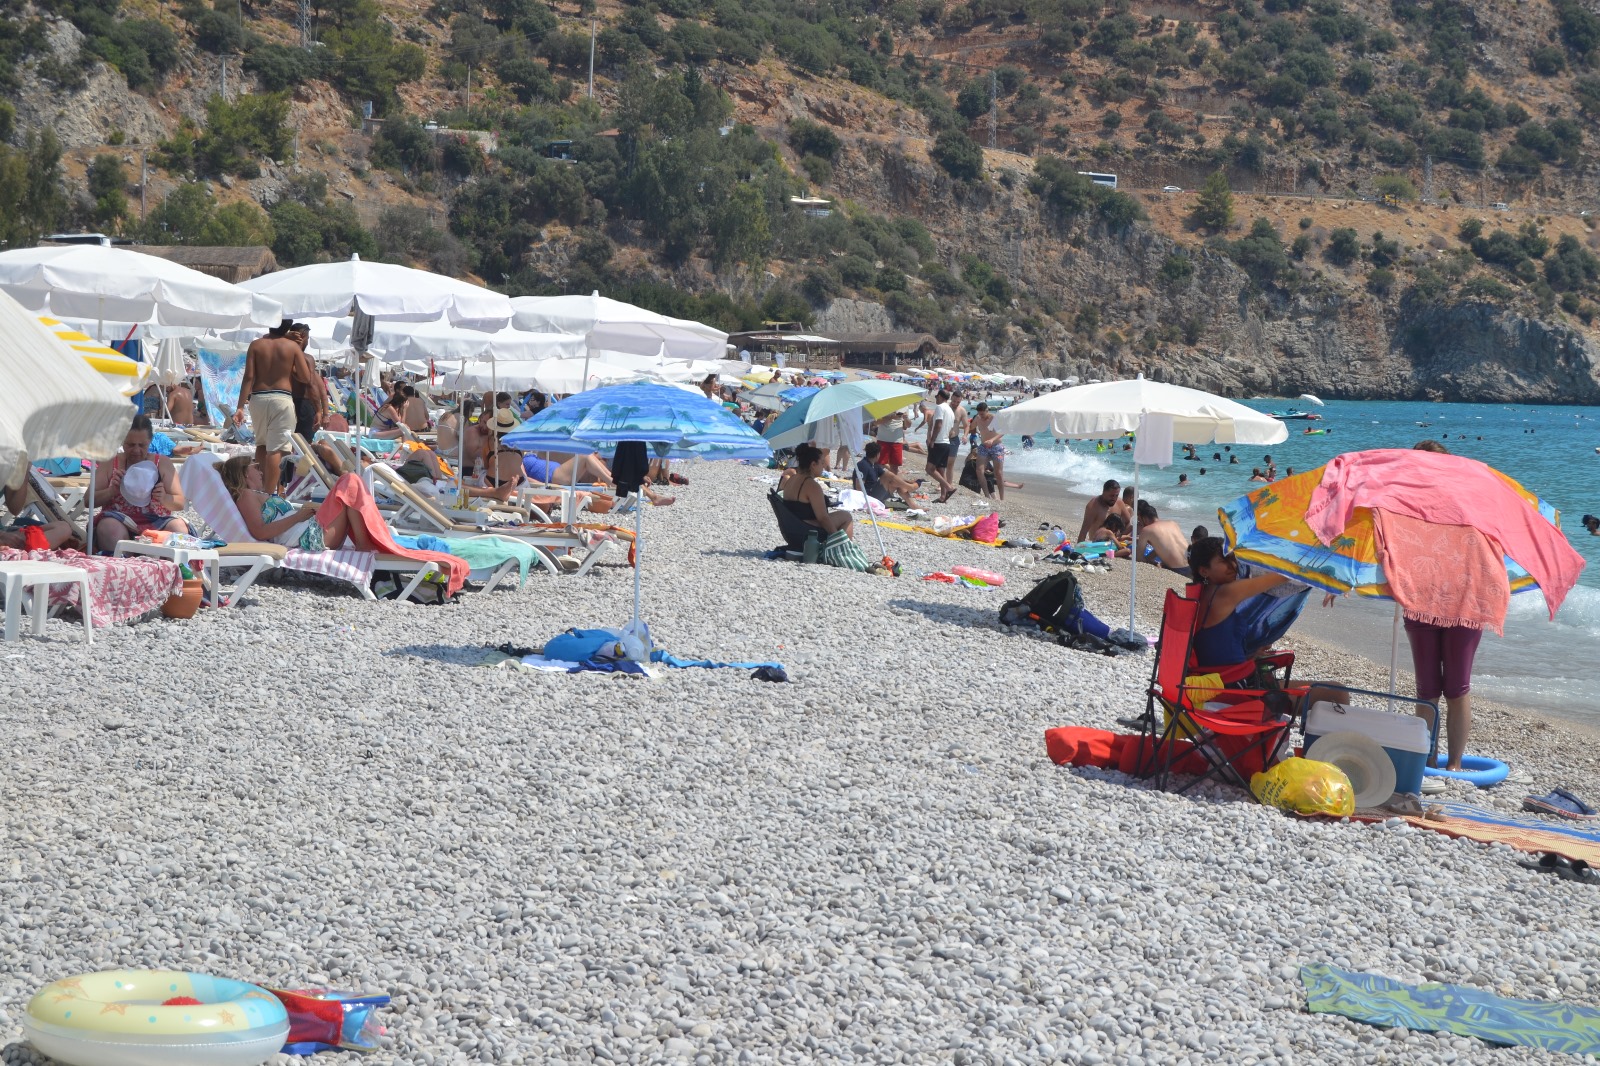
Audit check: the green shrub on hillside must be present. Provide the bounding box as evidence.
[931,130,984,181]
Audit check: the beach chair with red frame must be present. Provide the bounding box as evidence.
[1134,587,1297,794]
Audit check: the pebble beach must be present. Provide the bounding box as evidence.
[2,459,1599,1066]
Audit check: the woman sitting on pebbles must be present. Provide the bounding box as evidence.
[782,443,853,540]
[219,456,379,552]
[781,444,888,572]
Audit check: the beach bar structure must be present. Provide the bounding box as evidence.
[729,330,949,372]
[136,245,278,284]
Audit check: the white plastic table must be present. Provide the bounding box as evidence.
[113,542,222,607]
[0,561,94,643]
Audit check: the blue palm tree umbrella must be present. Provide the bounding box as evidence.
[500,383,771,654]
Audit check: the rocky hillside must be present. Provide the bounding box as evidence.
[8,0,1600,400]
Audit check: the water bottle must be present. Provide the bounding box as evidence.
[803,531,820,564]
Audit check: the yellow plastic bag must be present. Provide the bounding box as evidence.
[1250,757,1355,817]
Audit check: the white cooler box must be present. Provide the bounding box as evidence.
[1303,702,1431,795]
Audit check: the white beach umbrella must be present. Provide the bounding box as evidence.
[994,375,1287,444]
[149,336,189,387]
[510,292,726,360]
[529,358,638,396]
[240,254,513,330]
[0,289,132,491]
[358,319,584,364]
[0,245,282,335]
[242,255,513,479]
[994,375,1288,631]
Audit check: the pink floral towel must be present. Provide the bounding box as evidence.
[1372,510,1509,635]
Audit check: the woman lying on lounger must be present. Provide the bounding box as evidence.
[219,455,379,552]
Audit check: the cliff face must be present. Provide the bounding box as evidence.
[831,140,1600,403]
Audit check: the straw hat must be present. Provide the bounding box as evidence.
[492,409,518,430]
[1306,731,1396,809]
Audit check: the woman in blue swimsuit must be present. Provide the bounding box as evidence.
[1188,537,1346,706]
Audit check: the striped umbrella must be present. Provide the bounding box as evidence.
[40,317,151,396]
[1219,453,1577,692]
[1219,464,1560,599]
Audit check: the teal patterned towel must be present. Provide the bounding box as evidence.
[1301,963,1600,1057]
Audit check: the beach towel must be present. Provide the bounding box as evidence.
[1306,449,1585,617]
[1350,798,1600,865]
[1300,963,1600,1057]
[395,533,534,584]
[650,651,786,670]
[1373,509,1509,634]
[318,474,469,596]
[0,548,183,628]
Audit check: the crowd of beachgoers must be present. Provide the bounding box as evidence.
[3,450,1598,1064]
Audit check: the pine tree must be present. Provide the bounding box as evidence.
[1191,170,1234,232]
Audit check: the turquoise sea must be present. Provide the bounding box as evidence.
[1000,399,1600,724]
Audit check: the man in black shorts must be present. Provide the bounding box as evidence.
[925,389,956,502]
[286,323,345,479]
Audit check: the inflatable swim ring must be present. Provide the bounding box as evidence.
[952,565,1005,587]
[1422,753,1509,788]
[25,970,289,1066]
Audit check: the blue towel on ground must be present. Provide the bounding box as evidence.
[650,651,787,670]
[1301,963,1600,1056]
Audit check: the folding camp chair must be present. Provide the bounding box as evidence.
[768,490,814,557]
[1135,588,1296,794]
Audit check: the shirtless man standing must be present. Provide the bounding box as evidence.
[1134,500,1193,576]
[237,319,319,497]
[1077,479,1121,543]
[971,402,1008,502]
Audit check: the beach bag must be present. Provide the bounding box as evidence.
[999,570,1084,633]
[544,628,622,662]
[819,530,871,571]
[1250,757,1355,817]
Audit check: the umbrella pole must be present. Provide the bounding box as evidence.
[1388,602,1402,702]
[86,464,96,555]
[455,390,466,509]
[855,451,888,561]
[1127,460,1140,633]
[631,485,643,625]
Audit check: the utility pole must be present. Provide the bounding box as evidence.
[465,65,470,110]
[988,68,998,150]
[1423,154,1433,202]
[588,19,596,99]
[139,148,147,221]
[297,0,312,49]
[220,56,226,100]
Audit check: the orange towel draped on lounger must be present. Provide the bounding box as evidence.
[318,474,470,596]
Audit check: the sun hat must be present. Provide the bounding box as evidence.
[120,461,159,507]
[493,409,518,430]
[1306,731,1397,809]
